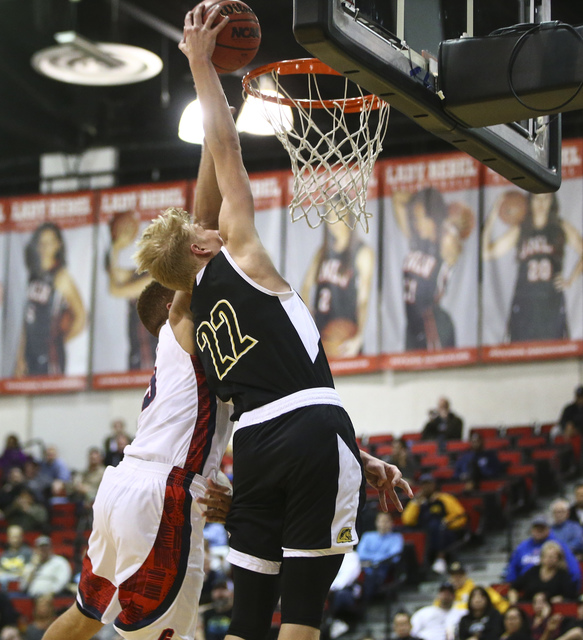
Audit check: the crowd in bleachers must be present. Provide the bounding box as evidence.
[0,385,581,639]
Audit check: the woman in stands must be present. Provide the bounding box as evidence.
[530,591,583,640]
[509,541,577,604]
[501,606,532,640]
[457,586,503,640]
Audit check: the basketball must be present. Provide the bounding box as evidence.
[199,0,261,74]
[447,201,475,240]
[498,190,528,227]
[321,319,358,359]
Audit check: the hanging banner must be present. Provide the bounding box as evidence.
[481,139,583,362]
[283,169,381,375]
[91,182,190,389]
[0,192,95,394]
[379,152,480,370]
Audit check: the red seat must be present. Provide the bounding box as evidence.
[458,496,484,535]
[52,543,75,561]
[506,464,536,495]
[410,442,438,456]
[553,602,578,617]
[432,467,455,480]
[375,444,393,457]
[490,582,509,596]
[419,455,449,469]
[401,432,423,442]
[439,482,467,495]
[53,594,76,613]
[482,438,510,451]
[445,441,472,454]
[469,427,500,440]
[540,423,555,435]
[530,449,558,462]
[402,530,426,567]
[51,502,76,516]
[10,597,34,621]
[367,434,394,445]
[555,435,582,462]
[498,451,523,466]
[506,426,535,438]
[51,515,78,530]
[518,603,534,616]
[516,436,547,449]
[51,531,77,545]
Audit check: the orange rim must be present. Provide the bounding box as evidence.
[242,57,385,114]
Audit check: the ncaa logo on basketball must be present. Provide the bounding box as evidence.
[231,25,260,38]
[337,528,353,543]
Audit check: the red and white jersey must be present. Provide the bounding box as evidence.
[123,321,232,478]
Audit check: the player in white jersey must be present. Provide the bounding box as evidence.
[43,143,233,640]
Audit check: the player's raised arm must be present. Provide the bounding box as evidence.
[179,6,255,249]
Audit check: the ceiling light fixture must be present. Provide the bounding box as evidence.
[236,76,294,136]
[178,99,205,145]
[31,31,163,86]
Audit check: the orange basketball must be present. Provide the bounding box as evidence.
[498,190,528,227]
[199,0,261,74]
[321,319,358,359]
[447,201,475,239]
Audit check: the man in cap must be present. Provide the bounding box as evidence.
[20,535,72,597]
[504,514,581,589]
[410,582,465,640]
[443,561,508,613]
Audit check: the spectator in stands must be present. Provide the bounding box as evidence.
[103,419,132,464]
[550,499,583,557]
[402,473,467,575]
[324,551,363,639]
[0,436,28,476]
[357,512,404,601]
[22,460,48,506]
[203,522,229,549]
[410,582,466,640]
[421,398,463,447]
[530,591,583,640]
[560,386,583,438]
[38,447,71,486]
[568,483,583,527]
[457,586,504,640]
[0,591,19,637]
[0,468,26,511]
[509,540,578,603]
[23,594,57,640]
[445,561,509,614]
[4,488,48,533]
[505,515,581,590]
[393,611,422,640]
[453,432,502,490]
[20,536,72,597]
[0,525,32,590]
[104,433,130,468]
[501,606,532,640]
[71,447,105,507]
[389,438,419,483]
[202,576,233,640]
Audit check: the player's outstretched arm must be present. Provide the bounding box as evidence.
[168,290,196,355]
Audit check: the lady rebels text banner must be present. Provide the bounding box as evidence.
[0,192,95,394]
[380,152,481,370]
[92,182,190,389]
[283,168,382,375]
[481,140,583,362]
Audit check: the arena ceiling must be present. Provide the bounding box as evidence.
[0,0,582,195]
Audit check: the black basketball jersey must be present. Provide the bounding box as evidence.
[514,224,564,301]
[402,248,449,317]
[312,242,362,329]
[191,248,334,421]
[23,271,66,375]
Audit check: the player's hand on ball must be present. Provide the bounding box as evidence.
[179,4,229,63]
[197,477,232,523]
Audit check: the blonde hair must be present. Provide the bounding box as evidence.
[540,540,566,570]
[133,207,202,291]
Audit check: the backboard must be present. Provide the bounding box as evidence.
[293,0,563,192]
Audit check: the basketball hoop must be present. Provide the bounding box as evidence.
[242,58,390,231]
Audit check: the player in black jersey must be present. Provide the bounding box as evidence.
[301,206,374,358]
[135,7,412,640]
[483,192,583,342]
[15,222,86,377]
[393,188,465,351]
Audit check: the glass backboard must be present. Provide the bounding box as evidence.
[293,0,562,192]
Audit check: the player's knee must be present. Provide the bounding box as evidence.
[280,555,344,628]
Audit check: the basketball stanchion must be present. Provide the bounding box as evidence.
[242,58,390,231]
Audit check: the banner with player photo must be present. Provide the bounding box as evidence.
[0,200,8,378]
[283,169,382,375]
[481,139,583,362]
[0,192,95,394]
[92,182,190,389]
[379,152,481,370]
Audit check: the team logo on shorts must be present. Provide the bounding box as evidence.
[337,527,353,543]
[157,630,174,640]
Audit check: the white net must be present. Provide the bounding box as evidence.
[244,61,390,232]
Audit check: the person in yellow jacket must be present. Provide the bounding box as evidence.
[401,473,467,575]
[435,562,509,614]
